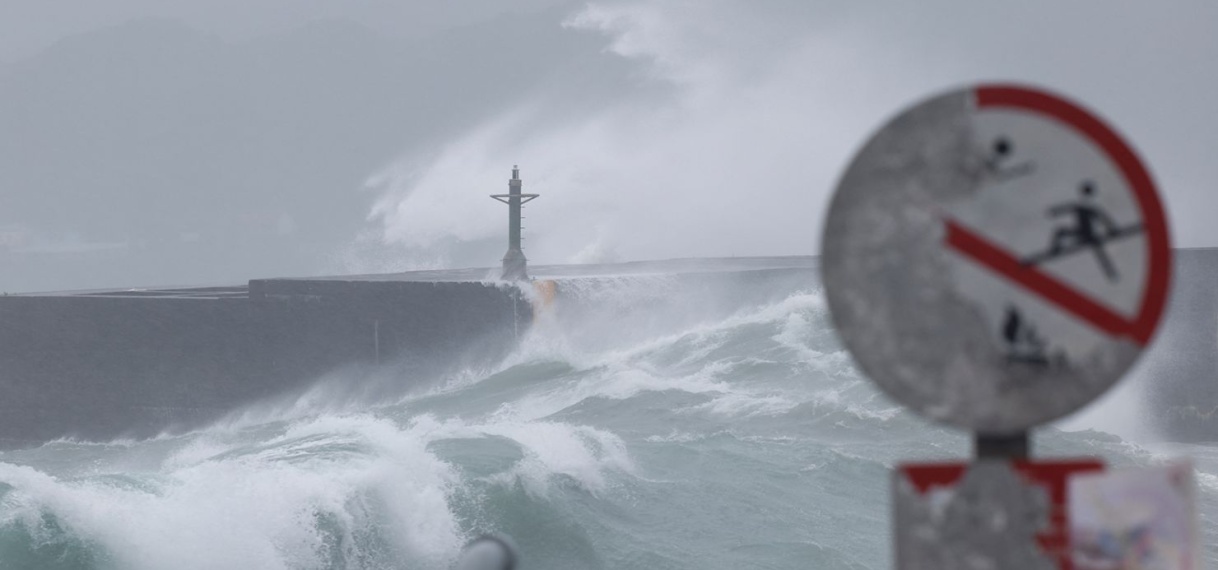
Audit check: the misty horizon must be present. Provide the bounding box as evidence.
[2,2,1216,292]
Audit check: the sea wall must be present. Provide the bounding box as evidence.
[0,279,528,448]
[1140,248,1218,441]
[1,250,1213,449]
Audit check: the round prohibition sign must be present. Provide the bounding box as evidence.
[821,83,1171,433]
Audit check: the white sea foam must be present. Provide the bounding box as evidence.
[6,415,466,569]
[3,281,1212,570]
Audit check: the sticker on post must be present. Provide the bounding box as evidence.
[1069,461,1197,570]
[820,84,1172,432]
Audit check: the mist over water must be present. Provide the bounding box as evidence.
[5,2,1218,292]
[1,274,1214,570]
[357,1,1218,276]
[358,2,929,272]
[2,2,1218,567]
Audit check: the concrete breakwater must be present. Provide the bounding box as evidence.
[0,258,817,450]
[0,276,529,449]
[1142,248,1218,442]
[0,250,1214,450]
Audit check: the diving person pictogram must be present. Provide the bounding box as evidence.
[1021,181,1143,282]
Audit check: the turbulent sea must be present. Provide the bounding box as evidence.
[1,273,1215,569]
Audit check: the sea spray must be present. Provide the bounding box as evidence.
[1,277,1215,569]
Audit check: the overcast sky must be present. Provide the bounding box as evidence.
[1,1,1215,291]
[0,0,573,62]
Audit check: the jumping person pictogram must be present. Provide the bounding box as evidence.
[1022,181,1143,282]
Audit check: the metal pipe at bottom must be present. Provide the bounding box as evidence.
[455,534,518,570]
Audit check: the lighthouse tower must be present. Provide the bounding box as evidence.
[490,165,539,281]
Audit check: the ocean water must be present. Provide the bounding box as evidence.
[0,275,1214,569]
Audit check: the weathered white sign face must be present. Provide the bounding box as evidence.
[821,84,1171,433]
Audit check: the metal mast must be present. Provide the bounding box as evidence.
[490,165,539,280]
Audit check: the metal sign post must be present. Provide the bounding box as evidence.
[820,83,1184,569]
[894,459,1104,570]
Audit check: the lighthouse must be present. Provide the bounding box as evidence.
[490,165,539,280]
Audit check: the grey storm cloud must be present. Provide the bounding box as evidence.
[0,1,1215,291]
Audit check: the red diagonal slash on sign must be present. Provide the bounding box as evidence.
[944,219,1151,346]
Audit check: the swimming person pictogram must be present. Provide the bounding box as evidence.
[982,137,1035,182]
[1022,181,1143,282]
